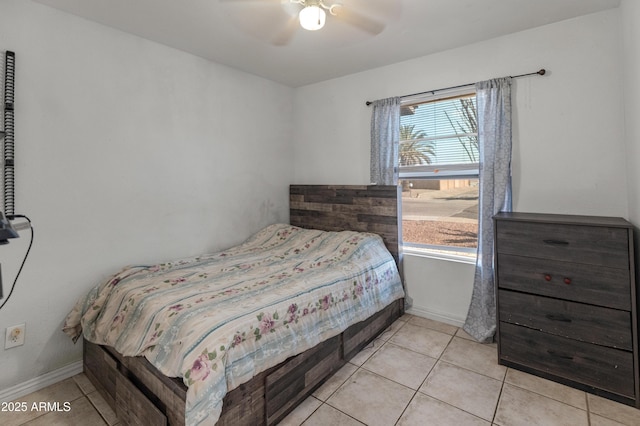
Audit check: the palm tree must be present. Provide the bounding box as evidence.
[399,124,435,166]
[444,98,478,162]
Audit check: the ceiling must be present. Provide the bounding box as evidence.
[31,0,621,87]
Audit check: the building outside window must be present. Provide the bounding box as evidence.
[399,89,479,259]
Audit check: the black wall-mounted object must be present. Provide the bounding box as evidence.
[3,50,15,217]
[1,50,18,303]
[0,52,17,247]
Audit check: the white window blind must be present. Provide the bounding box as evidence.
[399,91,478,178]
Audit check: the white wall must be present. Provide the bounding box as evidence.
[403,256,475,325]
[621,1,640,229]
[0,0,294,391]
[293,9,627,324]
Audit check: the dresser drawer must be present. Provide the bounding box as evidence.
[496,254,631,310]
[495,221,629,269]
[499,322,635,398]
[498,290,632,350]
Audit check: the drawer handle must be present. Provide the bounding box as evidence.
[546,314,572,323]
[563,277,572,285]
[547,349,574,360]
[543,239,569,246]
[544,274,552,282]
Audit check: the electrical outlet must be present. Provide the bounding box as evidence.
[5,323,25,349]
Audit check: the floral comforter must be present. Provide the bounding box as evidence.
[63,223,404,425]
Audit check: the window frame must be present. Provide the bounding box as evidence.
[399,88,479,259]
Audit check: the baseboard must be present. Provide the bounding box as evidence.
[406,305,465,328]
[0,361,83,402]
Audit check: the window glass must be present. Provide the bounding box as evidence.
[399,92,479,256]
[400,178,478,252]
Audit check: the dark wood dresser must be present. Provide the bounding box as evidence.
[494,212,639,407]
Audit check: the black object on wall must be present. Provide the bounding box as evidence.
[1,50,19,303]
[1,51,18,245]
[4,50,15,217]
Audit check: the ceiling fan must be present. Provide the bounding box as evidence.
[221,0,396,45]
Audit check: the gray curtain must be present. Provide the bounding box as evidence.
[463,77,512,343]
[370,97,401,185]
[369,96,413,308]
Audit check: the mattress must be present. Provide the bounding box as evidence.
[63,223,404,425]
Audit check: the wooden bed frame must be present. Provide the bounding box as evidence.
[83,185,404,425]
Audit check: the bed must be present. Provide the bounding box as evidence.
[64,185,404,425]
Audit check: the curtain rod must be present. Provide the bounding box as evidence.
[365,69,546,106]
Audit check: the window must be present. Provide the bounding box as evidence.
[399,89,479,258]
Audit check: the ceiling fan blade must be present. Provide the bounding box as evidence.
[333,7,385,35]
[271,15,299,46]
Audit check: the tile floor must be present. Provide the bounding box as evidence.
[2,314,640,425]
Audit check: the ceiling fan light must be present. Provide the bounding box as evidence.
[299,5,326,31]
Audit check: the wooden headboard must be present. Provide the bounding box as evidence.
[289,185,402,266]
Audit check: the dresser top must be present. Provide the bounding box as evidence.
[493,211,633,228]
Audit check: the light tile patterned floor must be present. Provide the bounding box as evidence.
[2,314,640,425]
